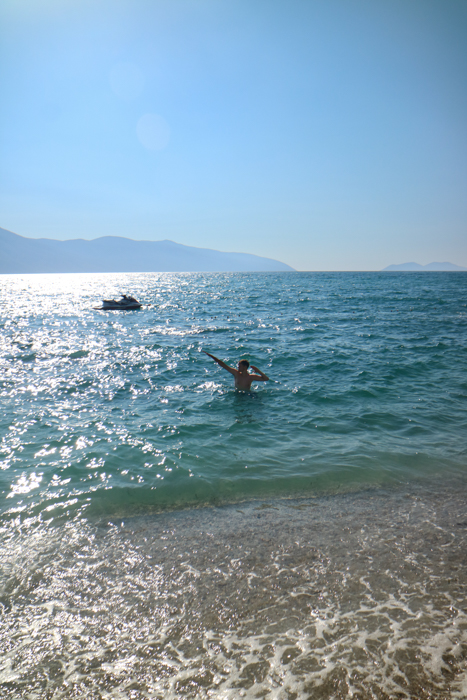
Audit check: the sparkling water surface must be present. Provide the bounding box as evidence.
[1,271,466,698]
[1,271,466,519]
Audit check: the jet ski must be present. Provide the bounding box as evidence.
[100,295,142,310]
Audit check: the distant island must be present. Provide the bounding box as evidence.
[383,262,466,271]
[0,227,295,273]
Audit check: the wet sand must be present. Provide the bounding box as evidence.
[1,480,467,699]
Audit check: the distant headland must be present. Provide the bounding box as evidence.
[0,227,294,273]
[383,262,466,271]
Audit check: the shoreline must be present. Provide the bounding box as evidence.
[2,480,467,698]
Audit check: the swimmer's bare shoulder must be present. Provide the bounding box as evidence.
[250,365,269,382]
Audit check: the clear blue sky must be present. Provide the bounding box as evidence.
[1,0,466,270]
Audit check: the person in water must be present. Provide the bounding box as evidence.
[203,352,269,390]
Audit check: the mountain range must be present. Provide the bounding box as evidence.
[383,262,466,271]
[2,227,465,273]
[0,228,294,273]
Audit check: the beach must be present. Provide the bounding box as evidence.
[1,481,467,698]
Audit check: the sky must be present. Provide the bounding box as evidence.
[1,0,466,271]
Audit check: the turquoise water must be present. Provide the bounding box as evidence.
[1,271,467,698]
[1,271,466,519]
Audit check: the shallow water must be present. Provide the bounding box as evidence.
[0,271,466,697]
[1,483,467,698]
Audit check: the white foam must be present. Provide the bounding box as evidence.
[1,486,467,698]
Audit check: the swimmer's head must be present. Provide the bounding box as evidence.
[238,360,249,371]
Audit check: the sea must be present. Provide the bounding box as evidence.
[0,271,466,699]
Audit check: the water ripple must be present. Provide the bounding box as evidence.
[0,272,466,521]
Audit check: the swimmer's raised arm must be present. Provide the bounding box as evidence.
[250,365,269,382]
[203,351,237,376]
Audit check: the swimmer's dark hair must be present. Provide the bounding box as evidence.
[239,359,249,369]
